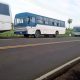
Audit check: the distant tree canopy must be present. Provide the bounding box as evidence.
[68,19,72,28]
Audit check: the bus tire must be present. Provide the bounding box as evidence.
[52,35,56,37]
[24,34,29,37]
[53,31,59,38]
[34,30,41,38]
[55,31,59,37]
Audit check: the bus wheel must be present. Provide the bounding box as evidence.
[53,31,59,37]
[24,34,29,37]
[55,31,59,37]
[56,31,59,35]
[53,34,56,37]
[35,30,41,38]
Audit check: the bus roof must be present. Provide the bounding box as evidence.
[15,12,36,18]
[0,1,9,5]
[15,12,65,22]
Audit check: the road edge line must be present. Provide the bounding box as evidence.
[35,57,80,80]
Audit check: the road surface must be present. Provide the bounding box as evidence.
[0,37,80,80]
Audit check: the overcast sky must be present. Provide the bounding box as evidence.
[1,0,80,27]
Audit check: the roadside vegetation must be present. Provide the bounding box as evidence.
[0,30,23,38]
[65,28,73,37]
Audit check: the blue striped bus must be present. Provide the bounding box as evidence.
[14,12,65,38]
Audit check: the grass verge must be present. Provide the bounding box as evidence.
[0,30,23,38]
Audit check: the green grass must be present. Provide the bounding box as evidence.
[0,30,23,38]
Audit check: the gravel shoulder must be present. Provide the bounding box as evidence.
[54,63,80,80]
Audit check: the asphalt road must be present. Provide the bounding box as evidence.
[0,37,80,80]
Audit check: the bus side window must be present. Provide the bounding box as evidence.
[25,17,30,24]
[30,17,35,23]
[52,22,54,26]
[48,19,53,26]
[52,19,55,26]
[54,20,57,26]
[44,17,49,25]
[36,16,43,24]
[57,23,59,26]
[56,20,59,27]
[60,21,62,27]
[60,21,65,27]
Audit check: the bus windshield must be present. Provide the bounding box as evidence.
[73,27,80,32]
[15,18,24,25]
[14,17,36,27]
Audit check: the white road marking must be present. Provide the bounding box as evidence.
[35,57,80,80]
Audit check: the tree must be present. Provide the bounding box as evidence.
[68,19,72,29]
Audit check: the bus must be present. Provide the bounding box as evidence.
[72,26,80,37]
[14,12,65,38]
[0,2,12,32]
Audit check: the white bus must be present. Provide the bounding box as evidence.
[14,12,66,38]
[0,2,12,32]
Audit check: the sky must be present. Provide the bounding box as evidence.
[1,0,80,28]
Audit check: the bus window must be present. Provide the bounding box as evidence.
[56,20,60,27]
[60,21,65,27]
[36,16,43,24]
[57,23,59,26]
[73,27,80,32]
[25,17,30,24]
[52,19,55,26]
[15,18,24,24]
[52,22,55,26]
[54,20,57,26]
[48,19,53,26]
[30,17,35,23]
[43,17,48,25]
[0,3,10,16]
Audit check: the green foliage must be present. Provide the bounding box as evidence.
[68,19,72,24]
[68,19,72,28]
[65,28,73,36]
